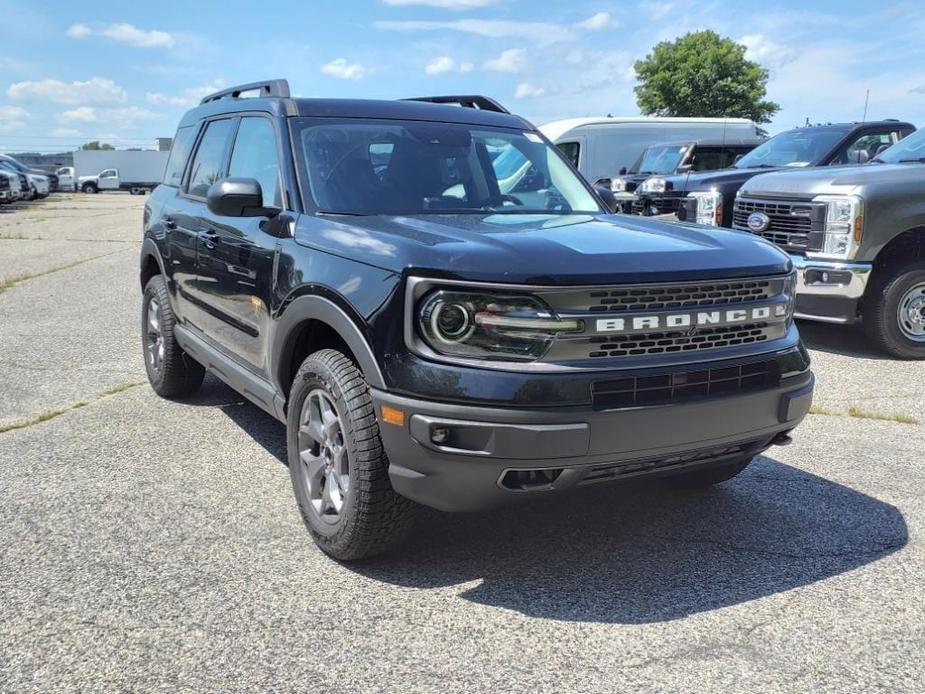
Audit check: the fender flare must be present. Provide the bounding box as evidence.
[139,237,167,287]
[272,295,386,392]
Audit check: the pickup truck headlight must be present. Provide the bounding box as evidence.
[419,290,583,361]
[639,177,667,194]
[688,190,723,226]
[610,177,627,192]
[809,194,864,260]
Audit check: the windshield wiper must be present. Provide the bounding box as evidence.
[317,210,371,217]
[746,164,778,169]
[898,158,925,164]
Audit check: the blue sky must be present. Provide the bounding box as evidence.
[2,0,925,152]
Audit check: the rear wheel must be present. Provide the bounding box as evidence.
[663,456,753,488]
[142,275,205,398]
[863,260,925,359]
[287,349,417,561]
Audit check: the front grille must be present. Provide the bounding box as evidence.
[587,322,772,358]
[587,279,774,313]
[591,358,779,409]
[578,440,763,485]
[733,197,824,250]
[632,195,682,215]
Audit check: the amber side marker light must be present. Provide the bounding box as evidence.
[381,405,406,427]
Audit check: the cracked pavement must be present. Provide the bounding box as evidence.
[1,194,923,692]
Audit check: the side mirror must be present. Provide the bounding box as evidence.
[207,178,278,217]
[595,186,619,213]
[677,163,693,173]
[618,166,628,176]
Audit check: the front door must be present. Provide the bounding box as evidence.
[98,169,119,190]
[193,116,283,373]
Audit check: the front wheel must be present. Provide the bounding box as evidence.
[287,349,417,561]
[863,260,925,359]
[81,182,98,194]
[662,456,754,488]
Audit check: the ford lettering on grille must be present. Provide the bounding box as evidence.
[594,303,784,334]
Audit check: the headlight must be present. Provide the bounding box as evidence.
[640,177,667,194]
[610,177,627,192]
[809,195,864,260]
[419,290,583,361]
[688,190,723,226]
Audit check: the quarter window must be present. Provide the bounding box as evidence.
[228,117,282,208]
[557,141,580,168]
[187,118,235,198]
[163,125,198,187]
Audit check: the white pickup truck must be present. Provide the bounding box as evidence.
[74,150,169,195]
[78,168,161,195]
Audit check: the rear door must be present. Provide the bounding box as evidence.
[192,115,283,371]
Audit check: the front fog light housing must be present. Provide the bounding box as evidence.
[688,190,723,226]
[419,290,583,361]
[639,177,667,194]
[809,195,864,260]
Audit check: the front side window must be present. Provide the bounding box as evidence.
[187,118,235,198]
[100,169,117,178]
[164,125,198,187]
[293,119,601,215]
[837,132,894,164]
[734,128,849,169]
[228,117,282,208]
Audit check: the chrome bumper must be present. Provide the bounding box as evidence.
[791,255,872,324]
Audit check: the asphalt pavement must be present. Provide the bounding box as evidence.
[1,194,922,693]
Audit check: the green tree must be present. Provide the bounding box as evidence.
[80,141,115,151]
[634,31,780,124]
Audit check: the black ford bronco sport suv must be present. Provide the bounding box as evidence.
[141,80,814,560]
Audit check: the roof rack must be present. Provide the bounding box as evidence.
[200,79,291,105]
[402,95,510,114]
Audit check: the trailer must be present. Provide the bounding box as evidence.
[74,150,169,194]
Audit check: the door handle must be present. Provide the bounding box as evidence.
[198,229,220,249]
[164,217,177,230]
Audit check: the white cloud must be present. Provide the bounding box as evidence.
[640,1,673,20]
[60,105,158,127]
[65,23,92,38]
[321,58,367,80]
[376,19,574,44]
[425,56,456,75]
[146,79,226,107]
[7,77,126,104]
[381,0,501,7]
[739,34,794,69]
[0,105,29,131]
[51,127,81,137]
[100,23,175,48]
[62,106,98,123]
[484,48,527,73]
[515,83,546,99]
[575,12,619,31]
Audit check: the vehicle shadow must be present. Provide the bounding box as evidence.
[192,375,908,625]
[797,319,888,360]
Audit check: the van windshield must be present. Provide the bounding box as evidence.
[292,118,602,216]
[734,127,849,169]
[637,144,689,174]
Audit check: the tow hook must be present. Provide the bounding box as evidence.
[771,432,793,446]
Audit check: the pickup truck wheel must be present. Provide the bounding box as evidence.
[287,349,417,561]
[662,456,753,488]
[863,260,925,359]
[141,275,205,398]
[81,182,98,194]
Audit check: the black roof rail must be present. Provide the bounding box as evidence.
[402,95,510,114]
[200,79,291,105]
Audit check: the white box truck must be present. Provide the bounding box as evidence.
[74,150,169,194]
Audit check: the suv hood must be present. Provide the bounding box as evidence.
[297,213,790,285]
[739,163,922,198]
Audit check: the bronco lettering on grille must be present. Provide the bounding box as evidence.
[594,305,778,334]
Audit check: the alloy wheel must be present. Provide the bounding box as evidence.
[145,297,165,374]
[298,389,350,523]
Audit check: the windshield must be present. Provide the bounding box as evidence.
[293,119,601,215]
[0,157,26,173]
[875,128,925,164]
[734,128,848,169]
[636,144,689,175]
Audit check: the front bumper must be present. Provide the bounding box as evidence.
[791,255,872,324]
[373,363,813,512]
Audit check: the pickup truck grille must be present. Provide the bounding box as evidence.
[632,195,683,215]
[732,197,824,250]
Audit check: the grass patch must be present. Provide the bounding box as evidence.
[0,249,127,296]
[0,382,145,435]
[809,404,917,425]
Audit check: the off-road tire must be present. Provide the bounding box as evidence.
[142,275,205,398]
[663,456,753,488]
[287,349,417,561]
[862,260,925,359]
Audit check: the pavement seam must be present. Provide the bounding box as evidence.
[0,247,132,296]
[0,381,146,435]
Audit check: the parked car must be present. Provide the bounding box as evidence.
[610,138,764,214]
[730,126,925,359]
[140,80,813,560]
[655,121,915,228]
[0,161,47,199]
[0,169,19,204]
[57,166,76,192]
[0,154,58,192]
[540,116,761,188]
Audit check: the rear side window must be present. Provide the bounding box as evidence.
[228,117,282,208]
[557,141,580,168]
[163,125,198,187]
[187,119,235,197]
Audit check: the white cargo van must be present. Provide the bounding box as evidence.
[540,117,761,186]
